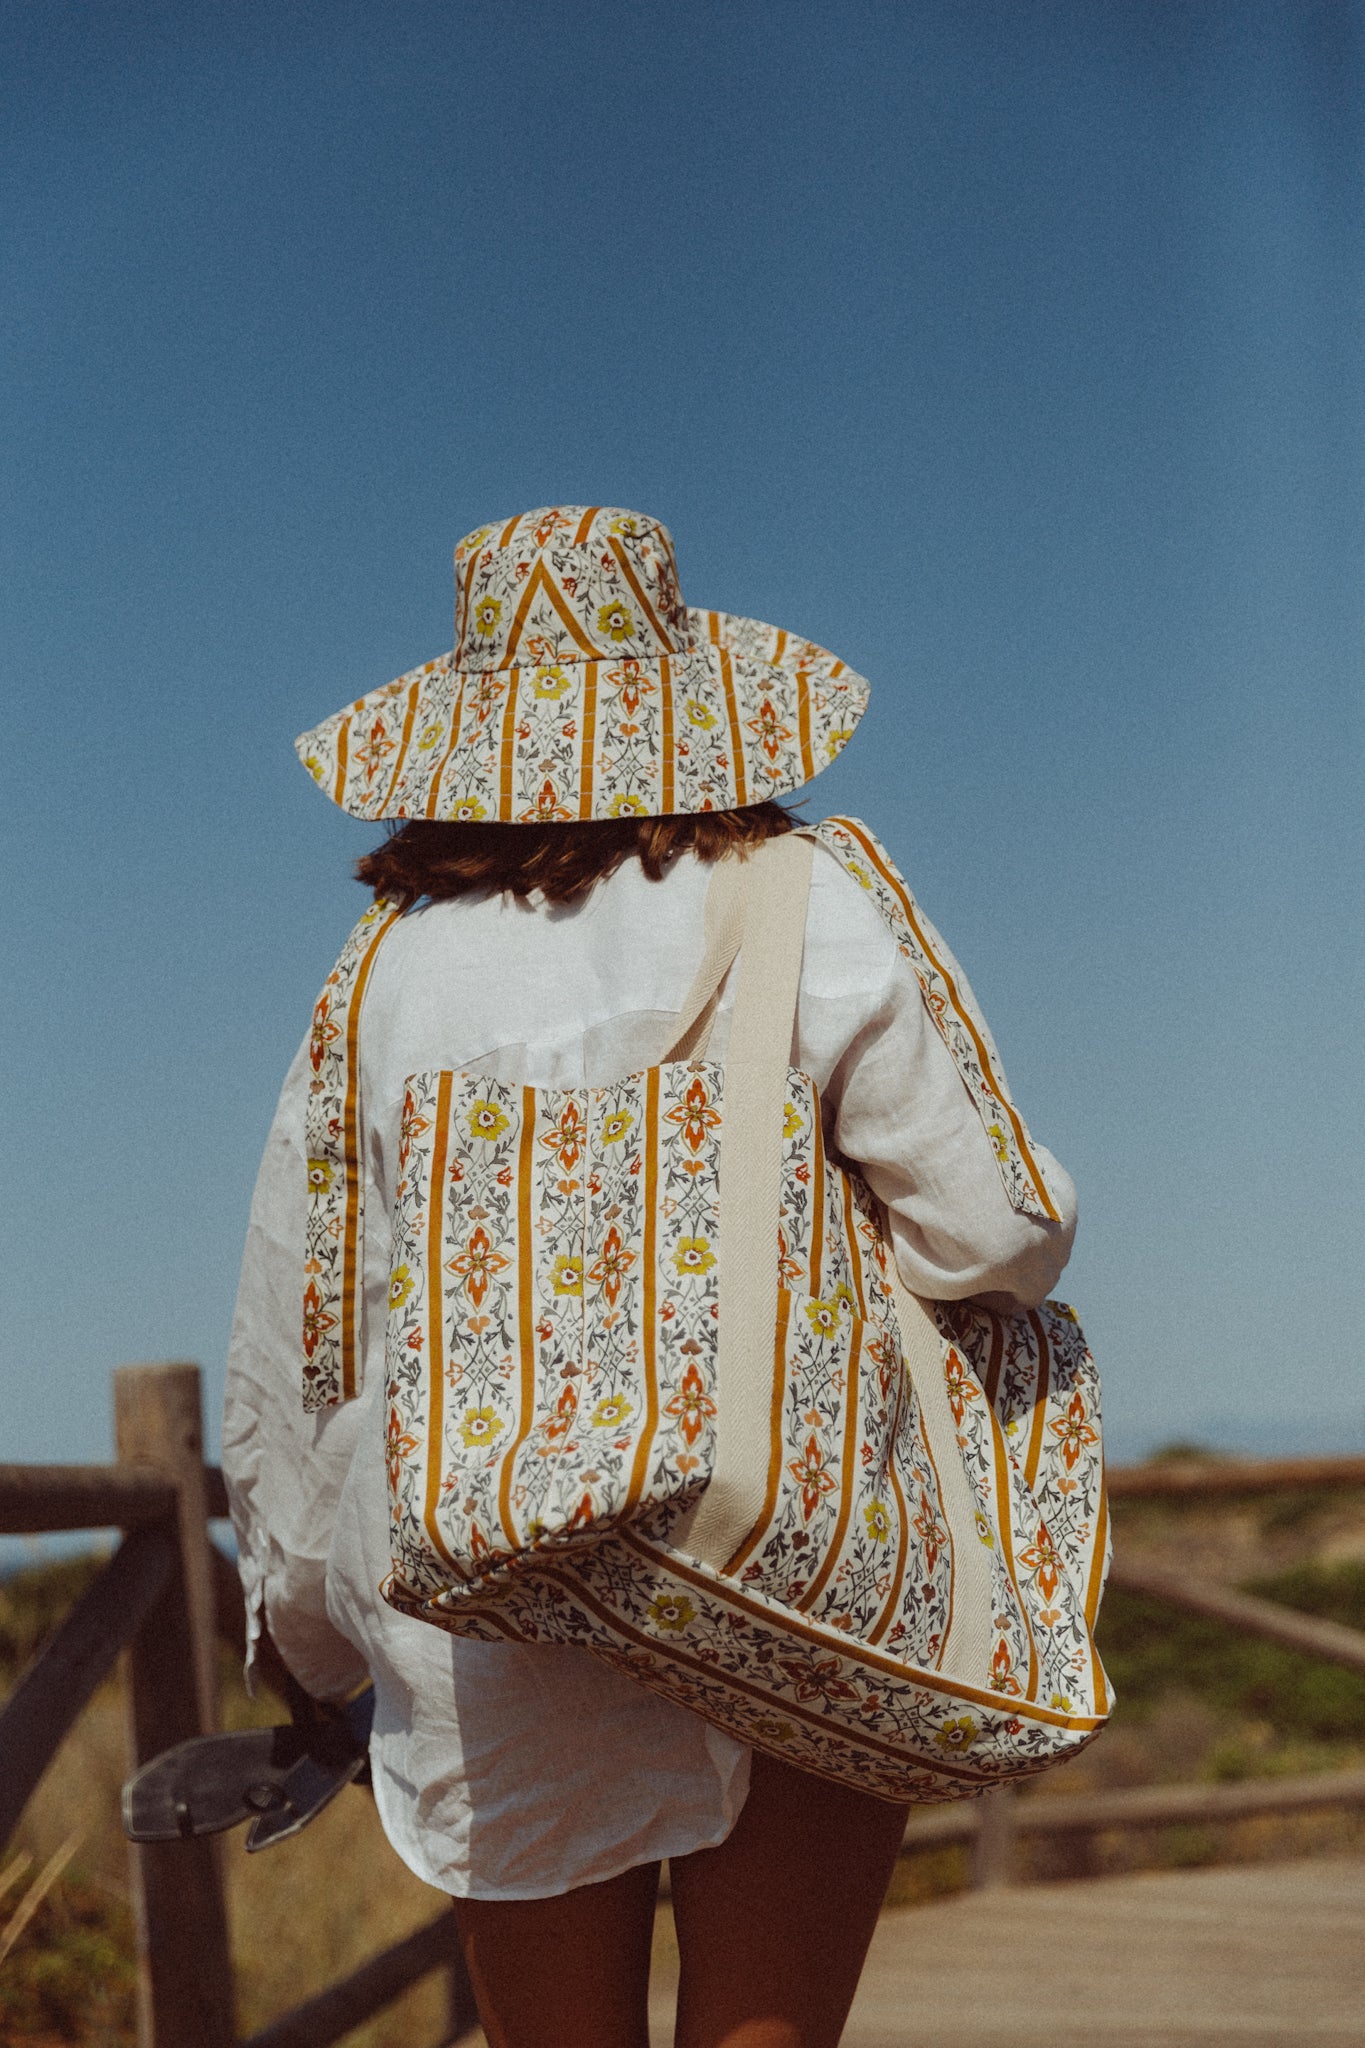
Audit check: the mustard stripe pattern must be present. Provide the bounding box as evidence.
[294,511,870,822]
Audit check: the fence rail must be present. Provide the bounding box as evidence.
[3,1370,1364,2043]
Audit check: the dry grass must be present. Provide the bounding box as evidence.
[3,1633,454,2047]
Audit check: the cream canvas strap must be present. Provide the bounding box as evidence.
[680,833,815,1571]
[658,852,748,1063]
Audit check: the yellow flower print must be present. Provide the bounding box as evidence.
[460,1406,504,1449]
[552,1255,584,1297]
[987,1122,1010,1164]
[673,1236,716,1277]
[749,1715,797,1744]
[307,1158,335,1196]
[833,1281,856,1316]
[684,697,718,731]
[607,793,647,818]
[472,597,503,640]
[824,727,854,761]
[934,1715,978,1754]
[466,1099,511,1143]
[864,1499,891,1544]
[417,721,445,751]
[304,754,326,784]
[846,858,873,891]
[591,1394,634,1429]
[1050,1692,1073,1713]
[974,1511,996,1549]
[448,796,488,822]
[782,1101,804,1139]
[803,1298,842,1341]
[647,1592,696,1633]
[597,600,636,642]
[607,515,640,536]
[457,526,493,558]
[531,665,573,700]
[388,1265,415,1311]
[600,1109,635,1145]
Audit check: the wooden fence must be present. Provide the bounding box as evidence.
[2,1365,1364,2042]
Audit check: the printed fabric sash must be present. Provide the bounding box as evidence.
[302,897,402,1408]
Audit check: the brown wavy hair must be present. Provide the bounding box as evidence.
[355,802,798,909]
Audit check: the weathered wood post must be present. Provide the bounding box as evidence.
[970,1784,1017,1889]
[115,1362,236,2048]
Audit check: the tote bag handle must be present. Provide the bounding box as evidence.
[680,833,816,1572]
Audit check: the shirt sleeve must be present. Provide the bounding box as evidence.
[220,1036,372,1701]
[799,854,1078,1311]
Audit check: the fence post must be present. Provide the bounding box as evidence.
[971,1785,1017,1889]
[116,1362,235,2048]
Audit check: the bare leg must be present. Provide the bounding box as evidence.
[451,1856,660,2048]
[670,1750,909,2048]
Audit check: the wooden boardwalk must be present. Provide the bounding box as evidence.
[641,1854,1365,2047]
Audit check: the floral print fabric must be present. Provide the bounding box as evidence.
[302,898,401,1409]
[293,507,869,822]
[299,824,1107,1800]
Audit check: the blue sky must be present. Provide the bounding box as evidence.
[3,0,1362,1503]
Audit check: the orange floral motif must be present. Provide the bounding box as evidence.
[746,696,794,763]
[445,1226,510,1309]
[354,717,396,783]
[385,1406,420,1494]
[1049,1391,1098,1471]
[777,1655,858,1707]
[542,1098,586,1173]
[776,1227,803,1288]
[943,1347,979,1427]
[587,1225,635,1308]
[663,1360,716,1448]
[308,997,339,1073]
[301,1281,336,1360]
[1018,1523,1063,1602]
[398,1089,431,1170]
[520,777,573,822]
[664,1074,721,1155]
[989,1638,1022,1697]
[610,662,655,716]
[912,1491,948,1572]
[788,1434,838,1521]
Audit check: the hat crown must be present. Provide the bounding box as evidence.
[453,506,696,670]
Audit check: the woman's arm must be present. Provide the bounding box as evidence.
[801,853,1077,1311]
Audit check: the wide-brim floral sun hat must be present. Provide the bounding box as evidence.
[295,506,870,822]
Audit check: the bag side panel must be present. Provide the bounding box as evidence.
[940,1299,1111,1717]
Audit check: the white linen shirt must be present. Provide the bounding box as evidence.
[222,841,1076,1900]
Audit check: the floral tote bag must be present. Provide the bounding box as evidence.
[303,823,1111,1802]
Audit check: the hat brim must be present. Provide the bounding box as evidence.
[295,608,869,824]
